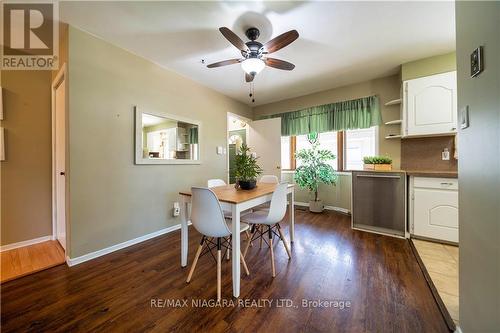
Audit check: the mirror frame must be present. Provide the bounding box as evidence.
[134,106,201,165]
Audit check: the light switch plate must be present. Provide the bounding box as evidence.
[470,46,484,77]
[460,105,470,129]
[216,146,223,155]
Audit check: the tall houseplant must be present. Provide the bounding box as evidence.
[294,139,337,212]
[234,143,263,190]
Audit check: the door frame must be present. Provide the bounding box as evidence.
[51,63,69,254]
[226,112,252,184]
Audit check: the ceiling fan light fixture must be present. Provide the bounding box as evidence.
[241,58,265,75]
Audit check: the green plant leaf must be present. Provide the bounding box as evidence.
[293,140,337,201]
[362,155,392,164]
[234,143,263,181]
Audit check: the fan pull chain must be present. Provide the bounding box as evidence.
[249,82,255,103]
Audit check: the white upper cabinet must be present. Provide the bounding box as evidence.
[403,71,457,137]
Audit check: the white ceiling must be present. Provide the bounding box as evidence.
[61,1,456,106]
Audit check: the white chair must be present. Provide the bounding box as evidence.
[208,178,252,252]
[242,183,292,277]
[207,179,232,218]
[255,175,279,210]
[207,179,227,188]
[260,175,279,184]
[186,187,250,300]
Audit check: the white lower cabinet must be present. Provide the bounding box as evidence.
[410,177,458,243]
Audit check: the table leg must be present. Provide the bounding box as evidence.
[290,190,295,243]
[180,197,189,267]
[231,204,241,298]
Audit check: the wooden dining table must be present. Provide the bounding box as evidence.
[179,182,295,297]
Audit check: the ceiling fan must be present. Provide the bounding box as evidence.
[207,27,299,82]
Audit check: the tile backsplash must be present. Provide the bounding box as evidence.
[401,135,457,171]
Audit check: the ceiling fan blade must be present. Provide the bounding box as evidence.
[245,73,254,82]
[262,30,299,54]
[207,58,242,68]
[264,58,295,70]
[219,27,248,52]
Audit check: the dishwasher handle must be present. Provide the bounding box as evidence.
[356,174,402,179]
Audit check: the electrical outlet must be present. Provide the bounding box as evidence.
[173,202,180,217]
[442,148,450,161]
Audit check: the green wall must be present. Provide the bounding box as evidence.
[456,2,500,331]
[401,52,456,81]
[67,27,252,258]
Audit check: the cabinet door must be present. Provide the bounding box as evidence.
[413,187,458,242]
[405,71,457,136]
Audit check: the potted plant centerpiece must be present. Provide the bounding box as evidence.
[294,133,337,213]
[363,156,393,171]
[234,143,263,190]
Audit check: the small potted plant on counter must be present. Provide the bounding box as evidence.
[234,143,263,190]
[363,156,393,171]
[294,136,337,213]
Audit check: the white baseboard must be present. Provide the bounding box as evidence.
[0,235,53,252]
[295,201,351,215]
[66,223,183,267]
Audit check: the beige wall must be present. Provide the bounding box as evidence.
[1,21,69,246]
[0,70,53,245]
[401,52,456,81]
[456,2,500,331]
[67,27,252,258]
[253,75,401,210]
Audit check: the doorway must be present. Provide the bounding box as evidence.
[227,113,249,184]
[52,65,68,252]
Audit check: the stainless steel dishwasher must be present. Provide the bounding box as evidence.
[351,171,407,238]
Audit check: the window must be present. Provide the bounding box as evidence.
[280,136,291,170]
[345,127,377,170]
[281,127,377,171]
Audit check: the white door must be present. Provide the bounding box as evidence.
[248,118,282,179]
[405,71,457,137]
[53,70,66,250]
[413,187,459,242]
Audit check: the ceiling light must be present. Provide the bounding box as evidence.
[241,58,265,75]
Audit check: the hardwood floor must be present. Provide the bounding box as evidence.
[0,210,449,332]
[0,240,65,283]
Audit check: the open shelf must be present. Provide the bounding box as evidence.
[385,119,402,125]
[385,99,402,106]
[385,134,402,139]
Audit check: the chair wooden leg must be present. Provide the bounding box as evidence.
[268,227,276,277]
[217,238,222,301]
[186,236,205,283]
[277,224,292,259]
[226,236,231,260]
[243,225,257,258]
[240,251,250,276]
[260,226,264,249]
[245,230,253,247]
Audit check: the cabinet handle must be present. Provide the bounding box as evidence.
[451,127,456,131]
[440,182,454,186]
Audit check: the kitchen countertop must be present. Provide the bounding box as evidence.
[349,169,458,178]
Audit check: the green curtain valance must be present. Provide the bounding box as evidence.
[261,95,381,136]
[188,127,198,144]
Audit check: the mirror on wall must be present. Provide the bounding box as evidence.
[135,107,200,164]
